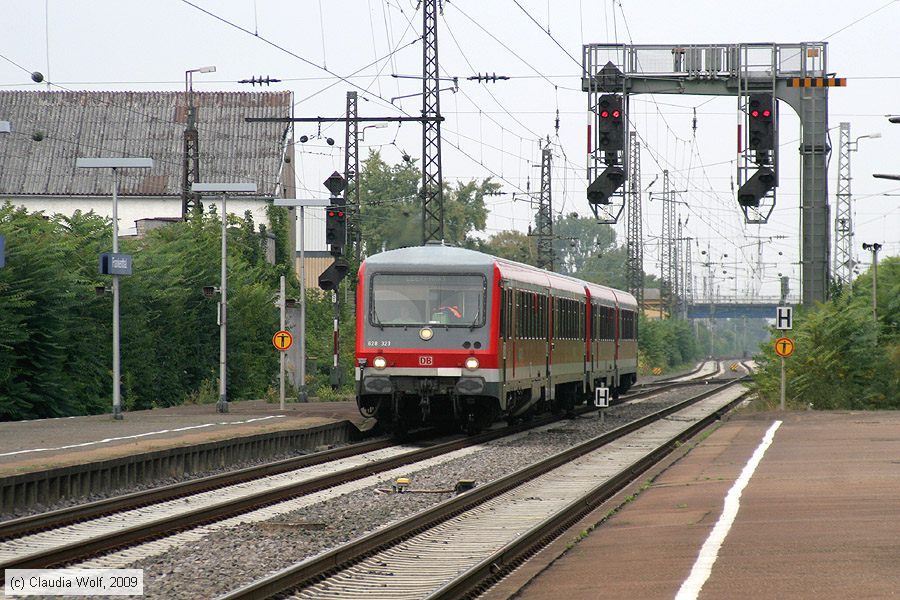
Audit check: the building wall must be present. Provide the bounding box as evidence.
[294,252,333,293]
[1,195,271,237]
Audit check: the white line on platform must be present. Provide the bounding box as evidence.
[675,419,782,600]
[0,415,287,458]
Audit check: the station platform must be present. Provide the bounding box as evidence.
[491,410,900,600]
[0,400,367,478]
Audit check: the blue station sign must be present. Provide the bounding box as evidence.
[99,252,133,275]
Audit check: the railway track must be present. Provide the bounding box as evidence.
[0,361,725,542]
[0,362,743,588]
[221,373,750,600]
[0,421,549,579]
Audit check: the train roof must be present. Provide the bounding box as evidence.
[584,281,618,306]
[363,244,496,269]
[362,244,634,304]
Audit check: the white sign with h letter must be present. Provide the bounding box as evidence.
[776,306,793,330]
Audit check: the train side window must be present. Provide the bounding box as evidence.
[500,288,506,339]
[510,290,515,339]
[525,292,531,339]
[516,291,522,339]
[552,297,557,338]
[541,294,547,338]
[580,301,585,339]
[571,300,576,339]
[559,299,565,339]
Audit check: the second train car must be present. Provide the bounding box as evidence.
[355,244,638,434]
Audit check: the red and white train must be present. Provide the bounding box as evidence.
[355,244,638,433]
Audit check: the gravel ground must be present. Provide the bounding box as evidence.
[102,387,713,599]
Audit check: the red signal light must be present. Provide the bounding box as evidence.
[762,109,771,117]
[337,211,344,217]
[328,211,335,217]
[612,110,620,118]
[751,110,759,118]
[600,110,609,118]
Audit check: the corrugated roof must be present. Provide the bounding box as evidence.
[0,91,290,197]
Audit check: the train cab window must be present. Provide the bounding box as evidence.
[370,273,486,328]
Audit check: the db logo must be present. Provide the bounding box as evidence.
[418,355,434,366]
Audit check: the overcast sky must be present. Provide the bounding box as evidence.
[2,0,898,299]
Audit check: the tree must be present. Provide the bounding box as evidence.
[0,203,290,420]
[477,230,538,265]
[358,151,493,253]
[0,205,111,419]
[552,213,628,289]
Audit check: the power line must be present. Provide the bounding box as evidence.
[510,0,581,67]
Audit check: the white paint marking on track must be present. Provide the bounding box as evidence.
[0,415,287,457]
[674,420,782,600]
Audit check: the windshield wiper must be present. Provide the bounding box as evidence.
[372,307,385,330]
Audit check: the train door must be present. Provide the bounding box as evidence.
[542,291,550,388]
[507,286,516,383]
[500,284,507,387]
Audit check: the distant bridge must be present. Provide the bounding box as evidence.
[685,296,799,319]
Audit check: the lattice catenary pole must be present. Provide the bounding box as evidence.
[626,131,643,307]
[536,144,554,271]
[833,122,853,290]
[421,0,444,244]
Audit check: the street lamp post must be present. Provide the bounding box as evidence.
[185,66,216,108]
[273,197,331,403]
[76,157,154,420]
[192,182,257,413]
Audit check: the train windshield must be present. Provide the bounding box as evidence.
[370,273,486,327]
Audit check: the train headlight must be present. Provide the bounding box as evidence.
[419,327,434,341]
[464,356,480,371]
[373,356,387,370]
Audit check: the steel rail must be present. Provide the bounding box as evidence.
[429,384,749,599]
[0,368,733,582]
[218,376,748,600]
[0,438,394,541]
[0,390,653,579]
[0,370,706,543]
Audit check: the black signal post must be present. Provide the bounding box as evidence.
[596,94,625,155]
[748,93,775,159]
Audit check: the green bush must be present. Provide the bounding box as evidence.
[0,203,293,420]
[750,257,899,409]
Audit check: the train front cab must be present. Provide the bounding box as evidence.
[355,248,501,433]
